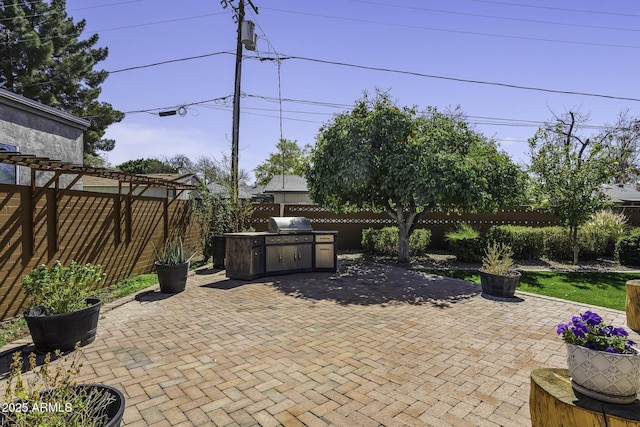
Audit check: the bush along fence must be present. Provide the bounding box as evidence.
[250,204,634,247]
[0,184,198,320]
[250,204,640,261]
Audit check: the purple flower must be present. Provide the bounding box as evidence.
[572,321,589,339]
[581,311,602,327]
[612,327,628,337]
[557,311,637,355]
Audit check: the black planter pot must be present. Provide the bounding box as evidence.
[80,384,126,427]
[212,235,226,269]
[155,261,189,293]
[0,384,125,427]
[479,270,521,298]
[24,298,102,353]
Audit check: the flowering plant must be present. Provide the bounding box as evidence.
[557,310,637,355]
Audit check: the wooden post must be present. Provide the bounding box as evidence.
[627,280,640,333]
[530,368,640,427]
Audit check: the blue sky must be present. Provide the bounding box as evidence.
[67,0,640,182]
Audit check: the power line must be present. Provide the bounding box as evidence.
[108,51,234,74]
[472,0,640,19]
[275,55,640,103]
[261,7,640,50]
[349,0,640,33]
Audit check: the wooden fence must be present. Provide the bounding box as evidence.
[249,204,640,250]
[0,184,198,320]
[3,191,640,320]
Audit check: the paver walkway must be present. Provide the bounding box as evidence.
[1,258,638,426]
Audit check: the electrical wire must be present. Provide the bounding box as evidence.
[108,51,234,74]
[348,0,640,33]
[260,7,640,50]
[472,0,640,19]
[274,55,640,103]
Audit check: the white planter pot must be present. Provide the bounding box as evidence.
[566,343,640,404]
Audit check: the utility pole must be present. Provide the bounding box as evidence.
[222,0,258,202]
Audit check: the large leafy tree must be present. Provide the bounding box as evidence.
[116,158,177,174]
[0,0,123,161]
[254,139,311,185]
[307,92,525,262]
[600,109,640,183]
[528,111,614,264]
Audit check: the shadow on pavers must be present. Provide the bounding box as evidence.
[134,290,177,303]
[269,262,481,308]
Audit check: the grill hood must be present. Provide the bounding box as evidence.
[268,216,313,234]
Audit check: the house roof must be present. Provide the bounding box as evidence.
[207,182,259,199]
[0,87,90,129]
[263,175,308,193]
[602,183,640,203]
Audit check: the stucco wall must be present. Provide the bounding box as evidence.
[0,89,88,188]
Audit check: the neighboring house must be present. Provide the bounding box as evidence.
[206,182,266,201]
[602,183,640,206]
[263,174,312,204]
[0,88,89,188]
[83,173,200,200]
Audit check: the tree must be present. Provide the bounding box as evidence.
[163,154,194,174]
[0,0,124,161]
[254,139,311,185]
[528,111,614,264]
[116,158,177,174]
[306,92,525,262]
[600,109,640,183]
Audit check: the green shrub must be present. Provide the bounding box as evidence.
[616,228,640,266]
[361,227,431,256]
[445,223,484,262]
[581,210,628,256]
[154,237,194,265]
[481,241,515,275]
[542,227,574,261]
[409,228,431,255]
[22,261,105,316]
[485,225,545,260]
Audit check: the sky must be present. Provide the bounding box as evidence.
[64,0,640,183]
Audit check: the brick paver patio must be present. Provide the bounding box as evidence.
[1,257,638,426]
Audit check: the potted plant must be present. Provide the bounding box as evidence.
[1,347,125,426]
[22,261,105,354]
[479,241,521,298]
[557,310,640,404]
[154,237,194,294]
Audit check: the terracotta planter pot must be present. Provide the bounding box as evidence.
[155,261,189,293]
[479,270,521,298]
[24,298,102,353]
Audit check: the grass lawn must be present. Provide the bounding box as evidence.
[417,268,640,312]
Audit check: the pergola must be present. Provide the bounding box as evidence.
[0,152,197,250]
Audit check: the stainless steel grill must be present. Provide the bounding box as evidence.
[268,216,313,234]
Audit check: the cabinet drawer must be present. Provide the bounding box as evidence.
[315,234,334,243]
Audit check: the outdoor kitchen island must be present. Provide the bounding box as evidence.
[224,217,338,280]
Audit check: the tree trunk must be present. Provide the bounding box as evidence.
[530,368,640,427]
[397,221,410,263]
[570,226,579,265]
[388,206,417,264]
[626,280,640,333]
